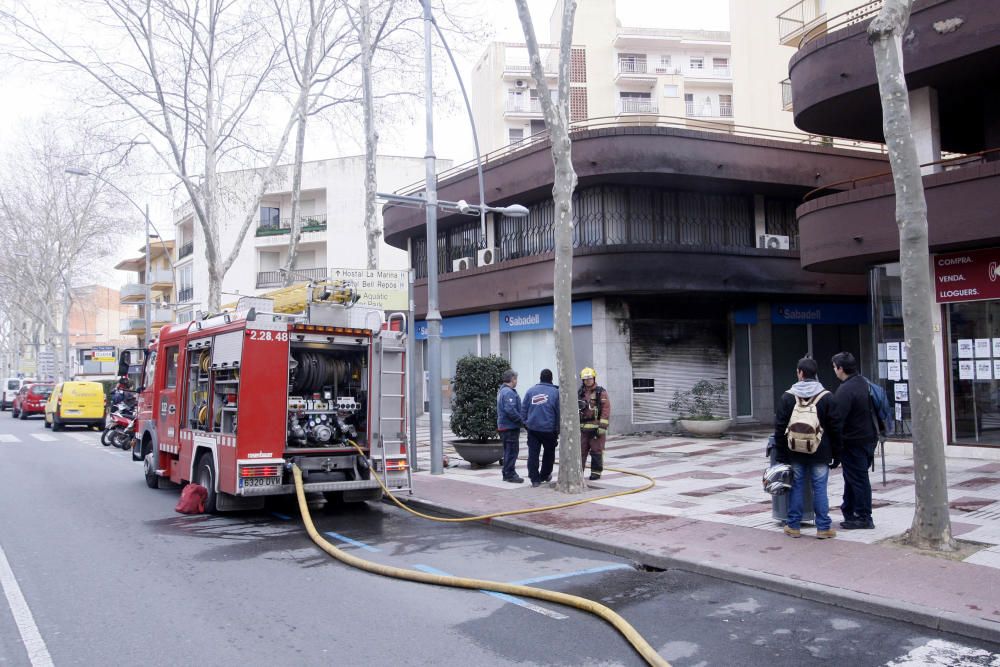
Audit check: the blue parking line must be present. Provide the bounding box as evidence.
[509,563,632,586]
[270,512,292,521]
[412,564,568,619]
[324,531,380,552]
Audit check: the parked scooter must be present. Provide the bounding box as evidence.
[102,382,137,450]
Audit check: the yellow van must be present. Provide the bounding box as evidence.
[45,381,105,431]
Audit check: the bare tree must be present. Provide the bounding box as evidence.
[513,0,584,493]
[356,0,380,270]
[868,0,953,551]
[0,0,300,311]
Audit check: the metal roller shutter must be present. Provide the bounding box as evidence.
[630,320,730,424]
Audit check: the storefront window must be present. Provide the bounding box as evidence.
[947,301,1000,446]
[869,263,908,436]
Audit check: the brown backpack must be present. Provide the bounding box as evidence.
[785,391,830,454]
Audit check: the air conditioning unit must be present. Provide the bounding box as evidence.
[477,247,498,266]
[759,234,791,250]
[514,79,527,88]
[452,257,473,272]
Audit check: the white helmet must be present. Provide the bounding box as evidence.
[762,464,792,496]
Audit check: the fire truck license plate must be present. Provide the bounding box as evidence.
[242,477,281,488]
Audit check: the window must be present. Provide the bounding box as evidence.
[508,128,524,144]
[143,350,157,390]
[165,346,179,388]
[632,378,655,394]
[179,266,193,290]
[713,57,729,70]
[659,55,671,68]
[260,206,280,228]
[734,324,752,416]
[689,57,704,70]
[663,84,679,97]
[719,94,733,117]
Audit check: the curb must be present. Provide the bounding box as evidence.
[399,496,1000,645]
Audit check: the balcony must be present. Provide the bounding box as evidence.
[683,66,732,80]
[120,283,147,304]
[150,307,173,326]
[256,213,328,237]
[148,268,173,290]
[777,0,827,46]
[685,102,734,119]
[177,286,194,303]
[617,98,658,115]
[501,44,558,80]
[781,78,793,111]
[256,267,328,289]
[178,240,194,260]
[504,96,543,117]
[615,59,657,85]
[119,318,145,336]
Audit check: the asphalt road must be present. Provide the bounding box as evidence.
[2,414,999,666]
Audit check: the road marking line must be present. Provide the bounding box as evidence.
[509,563,633,586]
[324,531,381,552]
[68,433,94,442]
[0,434,20,443]
[29,434,56,443]
[413,564,568,620]
[0,542,54,667]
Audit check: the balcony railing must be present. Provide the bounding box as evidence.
[120,283,147,303]
[719,103,734,118]
[256,213,328,236]
[685,102,734,118]
[148,268,172,285]
[177,287,194,303]
[780,78,793,110]
[178,241,194,259]
[618,98,658,114]
[684,67,731,79]
[119,318,145,335]
[256,267,328,289]
[777,0,826,44]
[505,97,543,114]
[150,307,173,325]
[617,60,648,75]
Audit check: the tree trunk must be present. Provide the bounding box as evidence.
[360,0,380,270]
[869,0,954,550]
[514,0,584,494]
[282,113,309,286]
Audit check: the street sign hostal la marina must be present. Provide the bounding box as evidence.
[329,268,409,312]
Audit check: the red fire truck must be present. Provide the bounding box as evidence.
[134,282,411,512]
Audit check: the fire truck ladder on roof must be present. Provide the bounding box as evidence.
[376,313,412,494]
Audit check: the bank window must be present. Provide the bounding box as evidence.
[947,300,1000,446]
[633,378,655,394]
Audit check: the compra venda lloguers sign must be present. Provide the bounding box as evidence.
[933,247,1000,304]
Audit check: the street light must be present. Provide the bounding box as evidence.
[65,167,175,350]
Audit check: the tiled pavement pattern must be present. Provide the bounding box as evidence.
[412,416,1000,570]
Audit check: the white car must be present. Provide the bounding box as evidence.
[2,377,35,411]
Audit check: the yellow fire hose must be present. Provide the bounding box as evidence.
[292,465,670,667]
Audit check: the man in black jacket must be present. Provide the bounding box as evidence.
[774,357,840,539]
[831,351,878,529]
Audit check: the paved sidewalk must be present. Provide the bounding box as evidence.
[403,416,1000,642]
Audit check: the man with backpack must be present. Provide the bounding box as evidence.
[775,357,840,539]
[831,351,878,529]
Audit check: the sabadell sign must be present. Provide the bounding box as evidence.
[933,247,1000,304]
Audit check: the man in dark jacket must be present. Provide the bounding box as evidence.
[832,351,878,529]
[496,369,525,483]
[775,357,840,539]
[521,369,560,488]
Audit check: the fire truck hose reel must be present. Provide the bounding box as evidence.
[292,465,670,667]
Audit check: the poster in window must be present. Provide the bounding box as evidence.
[975,339,992,358]
[895,402,902,422]
[887,361,901,381]
[958,360,975,380]
[878,361,888,379]
[994,338,1000,358]
[878,343,887,361]
[894,383,908,402]
[901,342,908,361]
[976,360,993,380]
[901,361,909,380]
[958,339,974,358]
[995,359,1000,379]
[886,342,900,362]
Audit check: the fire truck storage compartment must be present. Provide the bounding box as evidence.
[287,341,368,449]
[186,336,241,434]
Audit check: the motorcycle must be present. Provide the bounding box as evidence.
[102,398,137,450]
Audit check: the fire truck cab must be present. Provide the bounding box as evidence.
[135,282,410,512]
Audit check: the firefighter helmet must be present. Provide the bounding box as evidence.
[580,367,596,381]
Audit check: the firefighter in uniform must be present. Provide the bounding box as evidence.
[578,367,611,480]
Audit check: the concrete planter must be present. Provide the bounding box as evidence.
[452,441,503,467]
[677,418,733,437]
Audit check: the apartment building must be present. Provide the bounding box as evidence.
[471,0,733,153]
[114,240,176,344]
[66,285,136,375]
[172,155,440,320]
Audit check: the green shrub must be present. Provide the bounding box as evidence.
[450,354,510,441]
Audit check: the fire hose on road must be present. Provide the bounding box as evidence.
[293,449,670,667]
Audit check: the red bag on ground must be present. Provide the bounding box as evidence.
[175,484,208,514]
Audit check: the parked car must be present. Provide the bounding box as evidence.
[11,383,54,420]
[2,377,35,411]
[44,381,105,431]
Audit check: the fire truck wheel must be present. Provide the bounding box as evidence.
[195,453,218,513]
[143,451,159,489]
